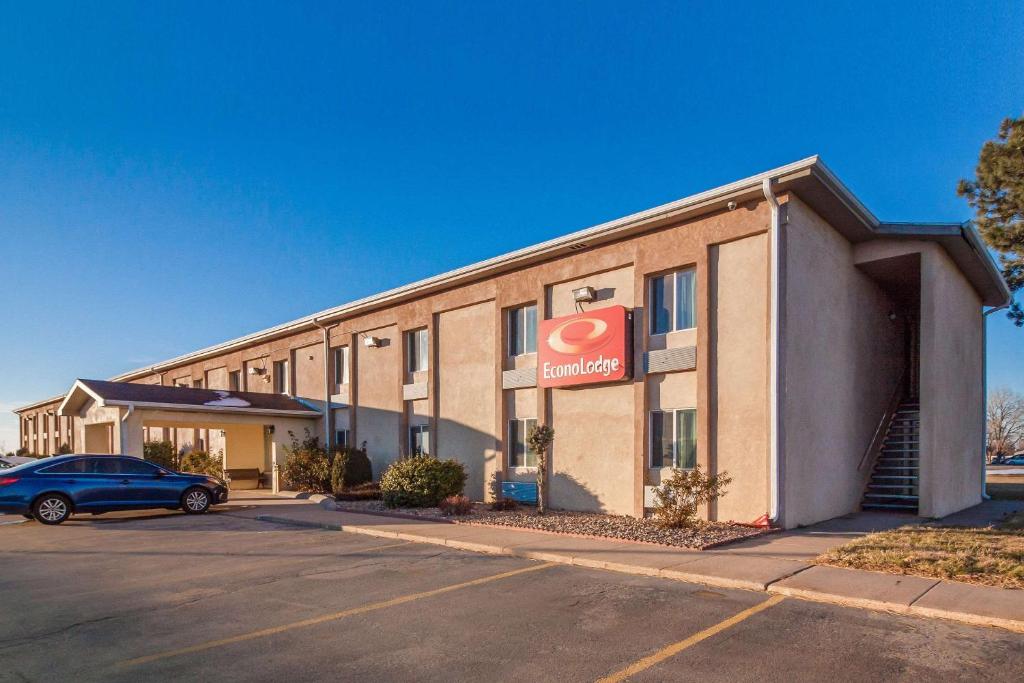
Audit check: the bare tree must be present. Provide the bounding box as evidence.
[987,388,1024,461]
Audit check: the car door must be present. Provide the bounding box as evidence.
[82,457,134,509]
[117,458,182,506]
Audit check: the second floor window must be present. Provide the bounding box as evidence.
[273,359,290,394]
[650,268,696,335]
[229,370,241,392]
[508,304,537,356]
[333,346,350,385]
[408,329,428,373]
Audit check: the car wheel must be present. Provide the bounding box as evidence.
[182,487,211,514]
[33,494,72,525]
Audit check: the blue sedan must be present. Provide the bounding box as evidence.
[0,454,228,524]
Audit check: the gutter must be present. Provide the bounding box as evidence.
[762,178,784,526]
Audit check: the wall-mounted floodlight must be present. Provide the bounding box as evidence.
[363,336,382,348]
[572,286,596,304]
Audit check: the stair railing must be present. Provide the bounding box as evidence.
[858,370,908,472]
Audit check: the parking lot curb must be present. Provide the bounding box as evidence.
[253,512,1024,633]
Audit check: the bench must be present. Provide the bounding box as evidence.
[224,468,264,490]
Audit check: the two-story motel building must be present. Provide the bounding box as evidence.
[15,157,1010,528]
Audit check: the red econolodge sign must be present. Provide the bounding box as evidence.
[537,305,630,388]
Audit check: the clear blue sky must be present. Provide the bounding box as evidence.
[1,1,1022,451]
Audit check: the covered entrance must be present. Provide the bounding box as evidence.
[57,379,322,490]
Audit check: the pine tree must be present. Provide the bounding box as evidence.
[958,116,1024,325]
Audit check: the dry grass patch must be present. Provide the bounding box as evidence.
[818,514,1024,589]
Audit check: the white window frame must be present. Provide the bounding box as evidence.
[407,329,428,373]
[333,346,350,386]
[228,370,241,392]
[507,417,538,469]
[335,429,350,449]
[649,268,697,336]
[409,424,430,456]
[273,359,290,394]
[508,304,537,357]
[648,408,697,469]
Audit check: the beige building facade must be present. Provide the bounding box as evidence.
[15,157,1010,527]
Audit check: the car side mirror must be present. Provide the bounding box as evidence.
[156,470,167,477]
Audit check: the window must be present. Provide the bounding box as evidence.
[508,304,537,356]
[119,458,162,475]
[650,269,696,335]
[39,459,89,474]
[273,359,290,394]
[89,457,122,474]
[336,429,350,448]
[508,418,538,468]
[333,347,350,385]
[649,409,697,469]
[192,379,203,389]
[407,329,428,373]
[229,370,241,392]
[409,424,430,456]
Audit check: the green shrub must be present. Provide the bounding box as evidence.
[490,497,519,511]
[380,456,467,508]
[144,441,178,470]
[439,495,473,516]
[281,433,331,493]
[331,446,373,494]
[652,465,732,528]
[56,443,73,455]
[179,450,224,478]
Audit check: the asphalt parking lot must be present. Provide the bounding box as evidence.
[1,507,1022,683]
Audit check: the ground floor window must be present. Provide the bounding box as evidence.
[409,424,430,456]
[650,409,696,469]
[508,418,538,468]
[336,429,350,448]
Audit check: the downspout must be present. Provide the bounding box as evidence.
[981,303,1010,500]
[119,403,135,456]
[762,178,784,526]
[312,318,335,451]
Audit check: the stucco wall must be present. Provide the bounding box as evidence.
[919,245,984,518]
[709,233,770,523]
[293,341,323,404]
[355,323,401,474]
[437,301,498,500]
[547,265,635,514]
[782,197,904,527]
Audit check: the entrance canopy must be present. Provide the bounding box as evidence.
[58,379,321,419]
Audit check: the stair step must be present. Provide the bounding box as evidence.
[864,493,919,500]
[872,475,918,480]
[862,503,919,511]
[868,485,919,492]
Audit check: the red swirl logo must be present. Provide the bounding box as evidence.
[546,317,614,355]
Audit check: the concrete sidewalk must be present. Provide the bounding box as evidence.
[236,497,1024,633]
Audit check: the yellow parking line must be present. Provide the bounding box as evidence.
[120,561,557,668]
[596,595,786,683]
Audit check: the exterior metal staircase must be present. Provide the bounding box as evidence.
[862,400,919,512]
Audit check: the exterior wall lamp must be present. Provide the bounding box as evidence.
[572,286,596,304]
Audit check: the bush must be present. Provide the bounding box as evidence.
[439,495,473,516]
[490,497,519,511]
[652,465,732,529]
[331,446,373,495]
[380,456,467,508]
[179,450,224,478]
[281,432,331,493]
[56,443,73,455]
[333,482,382,501]
[144,441,178,470]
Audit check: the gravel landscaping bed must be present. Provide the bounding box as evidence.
[332,500,769,549]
